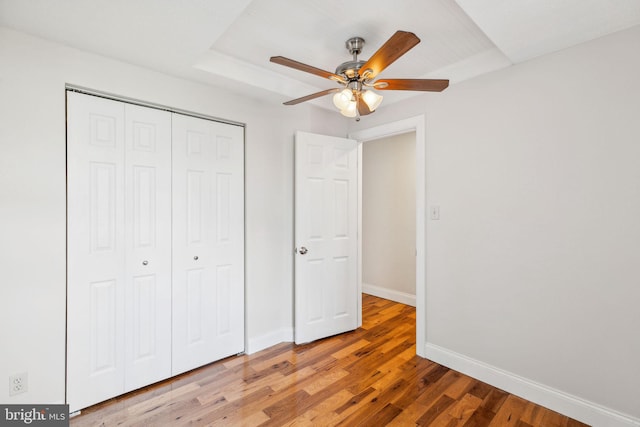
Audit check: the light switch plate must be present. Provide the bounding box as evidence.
[430,206,440,220]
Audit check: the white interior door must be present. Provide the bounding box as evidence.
[171,113,245,375]
[294,131,359,344]
[67,92,172,411]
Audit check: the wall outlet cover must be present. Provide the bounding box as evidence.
[9,372,28,396]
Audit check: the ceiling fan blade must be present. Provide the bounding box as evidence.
[270,56,344,82]
[374,78,449,92]
[283,88,340,105]
[360,31,420,79]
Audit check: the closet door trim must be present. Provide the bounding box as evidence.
[65,84,246,129]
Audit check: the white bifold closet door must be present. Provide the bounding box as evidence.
[171,114,245,375]
[67,92,245,412]
[67,92,172,411]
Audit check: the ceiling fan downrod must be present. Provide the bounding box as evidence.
[346,36,364,59]
[335,37,368,80]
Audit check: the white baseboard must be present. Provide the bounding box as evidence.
[425,343,640,427]
[362,283,416,307]
[246,327,293,355]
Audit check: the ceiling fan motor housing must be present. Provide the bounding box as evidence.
[335,60,366,79]
[336,36,368,80]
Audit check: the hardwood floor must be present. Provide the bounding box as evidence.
[71,295,589,426]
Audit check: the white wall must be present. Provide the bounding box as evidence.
[362,132,416,305]
[0,26,346,404]
[350,25,640,426]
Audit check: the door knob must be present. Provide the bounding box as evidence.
[142,260,148,266]
[298,247,308,255]
[193,255,199,261]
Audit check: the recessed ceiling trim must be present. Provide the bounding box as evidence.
[193,50,325,100]
[455,0,640,63]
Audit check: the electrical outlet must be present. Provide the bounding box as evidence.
[9,372,27,396]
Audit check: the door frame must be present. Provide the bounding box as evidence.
[349,115,427,357]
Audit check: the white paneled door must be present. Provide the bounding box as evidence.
[171,114,245,375]
[294,131,359,344]
[67,93,172,411]
[67,92,245,411]
[123,104,173,391]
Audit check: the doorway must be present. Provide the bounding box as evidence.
[350,115,427,357]
[361,132,417,306]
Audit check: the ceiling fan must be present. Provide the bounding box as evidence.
[270,31,449,120]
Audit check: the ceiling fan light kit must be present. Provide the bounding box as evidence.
[270,31,449,120]
[332,88,353,110]
[361,89,383,111]
[332,82,383,117]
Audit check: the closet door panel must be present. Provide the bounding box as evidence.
[172,114,244,375]
[123,104,172,392]
[67,92,126,412]
[171,114,213,374]
[210,123,245,353]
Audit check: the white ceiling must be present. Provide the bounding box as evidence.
[1,0,639,110]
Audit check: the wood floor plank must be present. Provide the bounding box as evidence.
[483,387,510,413]
[445,393,484,426]
[385,400,429,427]
[334,378,408,426]
[442,373,477,401]
[520,402,547,426]
[70,294,591,427]
[334,386,378,415]
[416,394,457,425]
[416,369,466,407]
[302,367,349,395]
[191,386,274,426]
[261,389,312,423]
[359,402,404,426]
[389,359,442,410]
[247,352,293,374]
[263,366,317,392]
[281,389,354,426]
[488,394,529,427]
[467,380,494,401]
[463,406,502,427]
